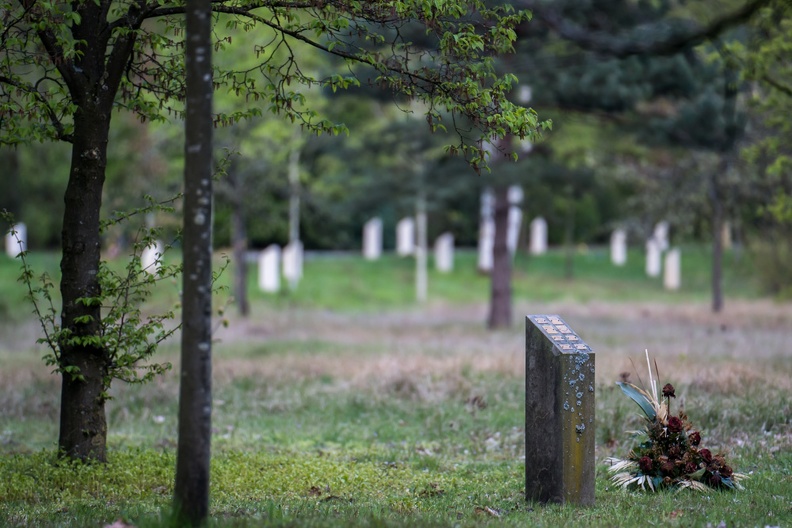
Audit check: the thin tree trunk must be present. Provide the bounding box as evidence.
[0,147,21,220]
[58,107,112,462]
[564,198,575,280]
[709,169,724,313]
[487,185,512,329]
[174,0,214,521]
[227,161,250,316]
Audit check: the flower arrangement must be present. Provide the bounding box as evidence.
[607,351,745,492]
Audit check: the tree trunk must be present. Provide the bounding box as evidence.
[564,198,576,280]
[174,0,214,521]
[227,161,250,317]
[487,185,512,329]
[0,147,21,220]
[709,169,724,313]
[58,106,112,462]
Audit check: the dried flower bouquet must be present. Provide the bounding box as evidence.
[607,351,746,492]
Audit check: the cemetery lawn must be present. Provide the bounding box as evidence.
[0,248,790,527]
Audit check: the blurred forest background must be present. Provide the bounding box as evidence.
[1,0,791,297]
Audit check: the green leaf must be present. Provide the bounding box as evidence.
[616,381,657,421]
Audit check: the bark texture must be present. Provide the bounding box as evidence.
[58,103,112,462]
[487,185,512,329]
[227,160,250,316]
[709,169,724,313]
[174,0,214,522]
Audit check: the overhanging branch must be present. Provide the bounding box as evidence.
[521,0,772,57]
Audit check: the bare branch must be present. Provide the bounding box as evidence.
[0,74,73,142]
[521,0,773,57]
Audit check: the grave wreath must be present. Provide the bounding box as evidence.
[607,352,746,492]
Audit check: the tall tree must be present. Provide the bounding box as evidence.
[0,0,542,461]
[173,0,214,521]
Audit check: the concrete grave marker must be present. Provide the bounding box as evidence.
[653,221,669,251]
[258,244,281,293]
[362,217,382,261]
[282,240,303,289]
[645,238,661,277]
[610,228,627,266]
[663,247,681,290]
[396,217,415,257]
[434,232,454,273]
[141,240,164,274]
[477,189,494,272]
[525,315,595,506]
[529,217,547,256]
[5,222,27,257]
[507,185,524,255]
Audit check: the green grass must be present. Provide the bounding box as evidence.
[0,244,763,318]
[243,244,762,311]
[0,247,789,527]
[1,370,790,527]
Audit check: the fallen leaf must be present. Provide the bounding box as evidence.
[474,506,501,517]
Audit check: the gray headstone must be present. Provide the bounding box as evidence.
[258,244,281,293]
[525,315,595,506]
[5,222,27,257]
[363,217,382,261]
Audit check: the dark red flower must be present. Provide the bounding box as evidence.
[688,431,701,446]
[709,472,722,486]
[684,462,698,475]
[662,383,676,398]
[667,416,683,433]
[699,449,713,463]
[638,456,653,473]
[720,465,733,478]
[661,459,676,475]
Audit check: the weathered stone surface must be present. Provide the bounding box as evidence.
[525,315,595,506]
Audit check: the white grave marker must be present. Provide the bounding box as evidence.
[645,238,661,277]
[396,217,415,257]
[664,248,681,290]
[653,221,669,251]
[282,240,303,289]
[529,217,547,256]
[258,244,281,293]
[477,189,495,272]
[434,232,454,273]
[507,185,524,255]
[5,222,27,257]
[362,217,382,261]
[141,240,164,275]
[610,228,627,266]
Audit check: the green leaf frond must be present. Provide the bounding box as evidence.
[617,381,660,421]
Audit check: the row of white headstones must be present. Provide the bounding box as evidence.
[3,209,690,293]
